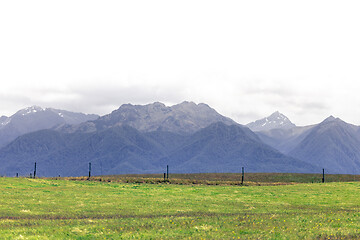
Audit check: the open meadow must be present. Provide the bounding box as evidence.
[1,176,360,239]
[60,172,360,185]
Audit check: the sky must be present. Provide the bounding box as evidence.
[1,0,360,126]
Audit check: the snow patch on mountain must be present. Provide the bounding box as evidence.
[0,106,99,148]
[16,106,45,116]
[246,111,296,132]
[0,116,10,127]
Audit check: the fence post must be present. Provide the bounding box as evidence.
[34,162,37,179]
[89,162,92,178]
[166,165,169,179]
[241,167,244,185]
[322,168,325,183]
[164,173,166,181]
[16,173,18,178]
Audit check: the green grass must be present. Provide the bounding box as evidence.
[1,177,360,239]
[58,172,360,186]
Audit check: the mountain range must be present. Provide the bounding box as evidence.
[0,106,98,148]
[57,101,236,134]
[248,113,360,174]
[0,102,359,176]
[0,122,315,177]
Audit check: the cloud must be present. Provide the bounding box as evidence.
[0,93,33,116]
[241,80,296,98]
[297,101,328,111]
[28,83,188,116]
[0,76,351,127]
[1,1,360,126]
[231,112,264,125]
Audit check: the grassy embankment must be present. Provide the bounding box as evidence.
[1,176,360,239]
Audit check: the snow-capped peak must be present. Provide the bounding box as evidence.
[15,106,46,116]
[268,111,289,123]
[246,111,296,132]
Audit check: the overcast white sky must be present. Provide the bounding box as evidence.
[1,0,360,126]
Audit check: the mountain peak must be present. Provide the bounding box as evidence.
[118,102,167,110]
[317,116,360,133]
[15,106,46,116]
[180,101,196,105]
[80,101,236,134]
[0,106,99,148]
[27,105,45,111]
[289,115,360,174]
[269,111,280,116]
[268,111,289,120]
[320,116,347,126]
[152,102,166,107]
[247,111,296,132]
[322,115,337,122]
[173,101,198,109]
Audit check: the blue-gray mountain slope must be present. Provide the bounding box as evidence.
[255,126,315,154]
[289,116,360,174]
[0,123,316,177]
[0,126,169,177]
[161,122,315,173]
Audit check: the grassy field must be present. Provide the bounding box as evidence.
[58,172,360,186]
[1,177,360,239]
